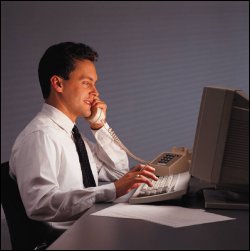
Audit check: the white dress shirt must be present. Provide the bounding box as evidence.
[9,103,129,229]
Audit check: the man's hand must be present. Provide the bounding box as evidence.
[114,164,158,198]
[88,97,107,130]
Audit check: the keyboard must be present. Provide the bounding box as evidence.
[129,171,190,204]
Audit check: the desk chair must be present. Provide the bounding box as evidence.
[1,162,63,250]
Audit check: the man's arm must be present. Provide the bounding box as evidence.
[85,122,129,181]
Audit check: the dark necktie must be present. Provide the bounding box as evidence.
[72,125,96,187]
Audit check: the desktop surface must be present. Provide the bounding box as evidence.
[47,178,249,250]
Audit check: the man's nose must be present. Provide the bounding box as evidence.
[91,85,99,97]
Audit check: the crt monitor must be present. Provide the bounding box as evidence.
[190,86,249,209]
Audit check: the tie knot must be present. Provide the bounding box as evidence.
[72,125,80,136]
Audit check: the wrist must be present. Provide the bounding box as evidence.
[90,125,103,130]
[91,121,110,131]
[90,121,106,130]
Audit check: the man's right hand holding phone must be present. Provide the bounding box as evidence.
[87,97,107,130]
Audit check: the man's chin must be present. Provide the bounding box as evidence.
[82,111,91,119]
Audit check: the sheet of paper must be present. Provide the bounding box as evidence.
[91,203,235,228]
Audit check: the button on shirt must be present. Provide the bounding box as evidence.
[9,103,129,229]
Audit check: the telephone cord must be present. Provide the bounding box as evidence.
[103,124,159,169]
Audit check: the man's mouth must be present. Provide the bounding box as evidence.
[84,100,92,106]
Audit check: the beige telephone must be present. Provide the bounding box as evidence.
[88,108,191,176]
[87,107,106,124]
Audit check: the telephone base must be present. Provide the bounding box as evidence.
[150,147,192,176]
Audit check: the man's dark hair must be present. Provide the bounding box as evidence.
[38,42,98,99]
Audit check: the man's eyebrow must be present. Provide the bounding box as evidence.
[79,76,97,82]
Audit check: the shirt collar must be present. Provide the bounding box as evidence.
[41,103,75,135]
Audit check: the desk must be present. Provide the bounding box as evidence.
[48,179,249,250]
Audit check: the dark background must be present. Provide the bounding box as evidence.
[1,2,249,248]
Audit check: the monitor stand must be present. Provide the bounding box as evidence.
[203,189,249,210]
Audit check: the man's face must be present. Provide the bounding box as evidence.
[60,59,99,121]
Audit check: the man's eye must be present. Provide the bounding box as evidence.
[82,82,90,87]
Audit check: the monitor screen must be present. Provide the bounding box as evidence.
[190,86,249,209]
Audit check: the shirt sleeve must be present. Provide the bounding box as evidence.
[9,130,116,223]
[87,122,129,181]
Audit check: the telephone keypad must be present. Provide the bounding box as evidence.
[157,153,180,164]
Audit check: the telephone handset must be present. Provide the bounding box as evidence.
[90,108,191,176]
[87,107,106,124]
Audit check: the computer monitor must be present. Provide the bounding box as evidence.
[190,86,249,209]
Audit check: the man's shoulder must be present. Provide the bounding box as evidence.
[15,113,63,143]
[24,113,54,132]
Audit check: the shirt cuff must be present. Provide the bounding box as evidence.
[95,182,116,202]
[91,122,113,142]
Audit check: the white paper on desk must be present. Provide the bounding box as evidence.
[91,203,235,228]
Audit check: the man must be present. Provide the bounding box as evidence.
[9,42,157,233]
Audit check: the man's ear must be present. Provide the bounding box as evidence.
[50,76,63,93]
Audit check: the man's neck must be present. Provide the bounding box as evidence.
[45,99,77,123]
